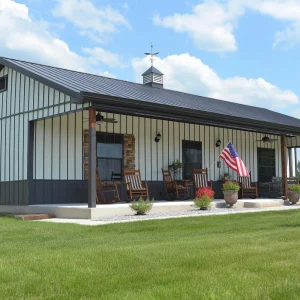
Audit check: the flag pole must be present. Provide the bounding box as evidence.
[208,159,219,170]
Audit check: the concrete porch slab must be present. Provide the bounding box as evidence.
[0,198,287,220]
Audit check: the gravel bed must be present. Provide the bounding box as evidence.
[93,205,300,224]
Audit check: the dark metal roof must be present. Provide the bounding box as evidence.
[1,56,300,134]
[142,66,164,76]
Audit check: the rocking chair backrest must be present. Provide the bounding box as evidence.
[124,170,143,190]
[238,172,252,188]
[162,169,173,184]
[193,169,209,188]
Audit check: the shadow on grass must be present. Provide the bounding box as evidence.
[280,224,300,228]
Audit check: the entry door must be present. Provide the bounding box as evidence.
[182,140,202,180]
[257,148,276,182]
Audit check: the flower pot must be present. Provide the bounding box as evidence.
[223,190,238,207]
[200,207,208,210]
[288,191,300,205]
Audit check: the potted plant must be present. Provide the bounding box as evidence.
[222,181,240,207]
[193,187,215,210]
[130,197,154,215]
[288,184,300,205]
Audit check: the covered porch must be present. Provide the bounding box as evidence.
[26,104,298,207]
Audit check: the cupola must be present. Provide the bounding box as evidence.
[143,44,164,88]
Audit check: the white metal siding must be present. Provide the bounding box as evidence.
[33,111,282,182]
[0,66,88,182]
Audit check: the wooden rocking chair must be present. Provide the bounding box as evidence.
[162,168,189,200]
[238,172,258,199]
[124,169,149,201]
[96,168,120,204]
[192,168,213,196]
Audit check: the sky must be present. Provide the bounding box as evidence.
[1,0,300,118]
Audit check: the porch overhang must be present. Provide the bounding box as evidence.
[82,92,300,136]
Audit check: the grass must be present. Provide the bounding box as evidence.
[1,211,300,299]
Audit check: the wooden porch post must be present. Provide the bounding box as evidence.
[88,108,96,208]
[281,135,287,199]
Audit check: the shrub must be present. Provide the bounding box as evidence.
[130,197,154,215]
[290,184,300,193]
[222,181,240,192]
[193,187,215,209]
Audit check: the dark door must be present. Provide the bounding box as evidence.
[182,140,202,180]
[257,148,276,182]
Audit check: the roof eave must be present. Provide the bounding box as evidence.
[82,92,300,136]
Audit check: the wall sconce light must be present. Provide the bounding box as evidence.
[216,140,221,147]
[155,132,161,143]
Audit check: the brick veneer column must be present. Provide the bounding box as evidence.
[123,134,135,169]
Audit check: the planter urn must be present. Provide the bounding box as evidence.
[288,191,300,205]
[223,190,238,207]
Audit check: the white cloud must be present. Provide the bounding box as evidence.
[274,22,300,48]
[244,0,300,49]
[153,1,239,52]
[52,0,130,43]
[132,53,299,109]
[154,0,300,51]
[82,47,126,68]
[0,0,121,76]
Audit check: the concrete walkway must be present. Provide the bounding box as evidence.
[36,204,300,226]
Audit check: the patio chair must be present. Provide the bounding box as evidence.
[238,172,258,199]
[96,168,120,204]
[162,168,189,200]
[192,168,213,196]
[123,169,149,201]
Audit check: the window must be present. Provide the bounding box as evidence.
[257,148,276,182]
[97,133,123,181]
[0,75,7,92]
[182,140,202,180]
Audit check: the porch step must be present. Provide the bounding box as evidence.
[239,199,284,208]
[14,214,55,221]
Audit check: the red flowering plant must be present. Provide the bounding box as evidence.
[194,187,215,210]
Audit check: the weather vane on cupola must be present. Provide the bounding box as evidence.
[142,43,163,87]
[144,43,159,66]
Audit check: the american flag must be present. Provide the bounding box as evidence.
[220,141,249,177]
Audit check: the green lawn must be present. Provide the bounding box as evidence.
[1,211,300,300]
